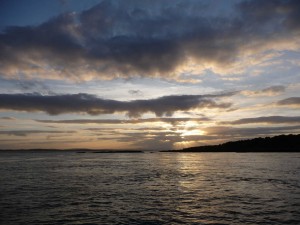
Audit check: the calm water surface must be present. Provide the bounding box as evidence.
[0,152,299,225]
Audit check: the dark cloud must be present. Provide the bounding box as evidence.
[204,125,300,137]
[0,92,232,117]
[241,85,286,96]
[221,116,300,125]
[36,117,211,125]
[261,86,286,95]
[59,0,68,7]
[128,90,143,96]
[0,130,75,137]
[1,0,300,80]
[277,97,300,106]
[0,117,15,120]
[237,0,300,31]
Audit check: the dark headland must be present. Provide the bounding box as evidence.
[162,134,300,152]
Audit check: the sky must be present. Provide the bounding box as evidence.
[0,0,300,150]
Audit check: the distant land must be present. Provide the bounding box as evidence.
[0,149,144,153]
[163,134,300,152]
[0,134,299,152]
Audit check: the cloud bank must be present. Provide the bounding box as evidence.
[241,86,286,97]
[204,125,300,137]
[0,130,75,137]
[36,117,211,125]
[0,93,232,117]
[222,116,300,125]
[1,0,300,81]
[277,97,300,106]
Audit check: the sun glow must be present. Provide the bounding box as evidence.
[181,129,205,136]
[177,121,206,137]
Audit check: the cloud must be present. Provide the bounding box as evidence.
[221,116,300,125]
[128,90,143,97]
[14,80,54,94]
[1,0,300,81]
[96,130,182,150]
[0,130,75,137]
[0,117,15,120]
[204,125,300,137]
[241,85,286,97]
[74,126,181,150]
[237,0,300,31]
[59,0,68,7]
[36,117,211,125]
[277,97,300,106]
[0,92,232,117]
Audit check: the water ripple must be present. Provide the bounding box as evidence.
[0,152,299,225]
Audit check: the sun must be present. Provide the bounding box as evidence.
[181,129,205,136]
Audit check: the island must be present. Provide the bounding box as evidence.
[162,134,300,152]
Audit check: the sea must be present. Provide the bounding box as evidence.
[0,151,299,225]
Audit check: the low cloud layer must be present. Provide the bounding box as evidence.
[222,116,300,125]
[241,86,286,97]
[36,117,211,125]
[204,125,300,137]
[0,93,232,117]
[0,130,75,137]
[277,97,300,106]
[1,0,300,81]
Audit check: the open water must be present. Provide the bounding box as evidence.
[0,151,299,225]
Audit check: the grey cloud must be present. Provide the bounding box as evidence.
[105,131,181,150]
[0,130,75,137]
[1,0,300,80]
[204,125,300,137]
[36,117,211,125]
[261,86,286,94]
[15,80,54,94]
[59,0,68,7]
[128,90,143,96]
[83,126,179,150]
[238,0,300,31]
[0,117,15,120]
[100,130,230,150]
[241,85,286,96]
[277,97,300,106]
[221,116,300,125]
[0,93,232,117]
